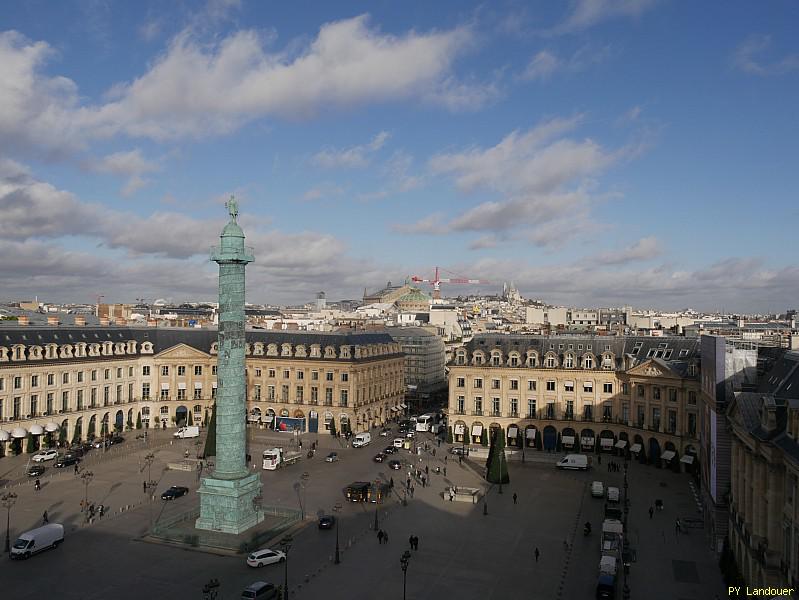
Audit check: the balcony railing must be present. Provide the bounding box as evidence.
[472,410,483,416]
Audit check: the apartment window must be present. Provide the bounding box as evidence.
[637,385,645,398]
[546,356,556,368]
[90,388,97,408]
[636,405,645,427]
[284,369,291,379]
[603,402,612,420]
[622,382,629,395]
[103,386,110,405]
[564,355,574,368]
[212,366,217,375]
[456,377,465,388]
[14,376,23,389]
[687,413,697,436]
[91,370,97,382]
[688,391,697,405]
[62,372,69,384]
[13,397,21,419]
[584,404,593,421]
[296,386,304,403]
[546,380,556,392]
[297,371,304,380]
[667,410,677,433]
[651,407,661,430]
[281,385,289,401]
[269,369,276,378]
[546,402,555,419]
[47,373,54,386]
[128,383,133,401]
[528,380,536,391]
[311,387,318,402]
[161,366,169,376]
[128,366,134,377]
[104,368,110,380]
[341,373,349,383]
[177,388,186,400]
[510,380,519,391]
[61,391,68,412]
[31,375,39,388]
[492,397,501,415]
[30,394,38,416]
[254,385,261,401]
[603,383,613,394]
[622,403,629,423]
[653,387,661,401]
[510,398,518,416]
[527,398,537,418]
[116,368,123,378]
[325,388,333,405]
[160,387,169,400]
[340,390,348,406]
[211,387,217,399]
[474,397,483,414]
[583,382,593,393]
[267,385,275,400]
[457,396,465,414]
[77,390,85,411]
[326,371,333,382]
[142,384,150,400]
[474,378,483,389]
[77,372,84,383]
[509,356,519,367]
[564,381,574,392]
[194,365,203,376]
[491,355,501,367]
[668,389,677,403]
[311,371,318,381]
[583,356,593,369]
[173,365,184,377]
[491,379,501,390]
[194,387,202,400]
[142,366,150,376]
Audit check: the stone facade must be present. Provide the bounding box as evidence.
[447,335,701,462]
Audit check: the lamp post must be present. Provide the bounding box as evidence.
[141,452,156,528]
[3,492,18,553]
[280,534,293,600]
[333,502,342,565]
[374,478,381,531]
[400,550,411,600]
[80,470,94,522]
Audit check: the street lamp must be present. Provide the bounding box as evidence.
[280,534,293,600]
[333,502,342,565]
[374,478,381,531]
[400,550,411,600]
[3,492,18,553]
[141,453,156,528]
[80,471,94,521]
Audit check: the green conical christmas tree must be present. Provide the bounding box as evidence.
[203,403,217,458]
[486,429,510,484]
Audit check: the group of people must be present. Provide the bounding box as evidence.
[607,460,623,472]
[376,529,390,544]
[408,535,420,550]
[80,500,104,519]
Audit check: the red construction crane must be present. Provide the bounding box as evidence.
[410,266,490,299]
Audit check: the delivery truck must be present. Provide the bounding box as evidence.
[262,448,302,470]
[173,426,200,439]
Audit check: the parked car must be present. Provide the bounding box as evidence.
[388,460,402,470]
[379,428,391,437]
[450,447,469,456]
[373,453,385,463]
[69,443,91,456]
[27,465,46,477]
[241,581,278,600]
[31,449,58,463]
[91,438,109,449]
[160,486,189,501]
[606,487,620,503]
[110,435,124,445]
[54,455,80,468]
[10,524,64,560]
[318,515,336,530]
[393,438,405,448]
[405,431,416,439]
[383,446,397,454]
[325,452,339,463]
[246,548,286,568]
[591,481,605,498]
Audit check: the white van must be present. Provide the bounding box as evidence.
[556,454,590,471]
[10,524,64,559]
[606,486,620,503]
[352,432,371,448]
[173,426,200,439]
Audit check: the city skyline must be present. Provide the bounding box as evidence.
[1,1,798,312]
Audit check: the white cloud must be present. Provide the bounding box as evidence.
[392,213,445,234]
[520,45,612,82]
[733,35,799,76]
[312,131,390,169]
[521,51,560,81]
[86,148,161,196]
[300,183,345,202]
[595,236,662,265]
[550,0,659,35]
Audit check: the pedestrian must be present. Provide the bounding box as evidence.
[410,485,415,498]
[414,536,419,550]
[35,478,41,491]
[390,477,394,488]
[383,531,389,544]
[534,547,540,562]
[378,530,384,544]
[99,504,105,517]
[675,519,681,535]
[513,492,518,505]
[608,463,611,472]
[649,506,654,519]
[444,454,448,463]
[458,455,462,465]
[443,467,447,477]
[425,465,429,475]
[74,463,79,475]
[406,477,411,489]
[143,480,147,494]
[42,510,48,524]
[409,535,414,549]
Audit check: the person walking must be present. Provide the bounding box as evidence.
[443,467,447,477]
[649,506,654,519]
[534,547,540,563]
[42,511,48,525]
[414,536,419,550]
[675,519,681,535]
[378,530,384,544]
[408,535,414,549]
[74,463,79,475]
[383,531,389,544]
[513,492,518,505]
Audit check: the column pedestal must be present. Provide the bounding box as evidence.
[195,472,263,534]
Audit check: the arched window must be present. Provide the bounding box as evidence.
[545,353,557,368]
[583,355,594,369]
[564,354,574,369]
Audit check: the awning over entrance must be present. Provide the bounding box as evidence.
[562,435,575,445]
[264,415,274,423]
[629,443,642,453]
[615,440,627,449]
[400,403,408,409]
[581,438,594,447]
[525,428,536,440]
[600,438,613,448]
[661,450,676,461]
[680,455,695,464]
[508,426,519,438]
[471,425,483,437]
[390,407,399,412]
[454,424,465,435]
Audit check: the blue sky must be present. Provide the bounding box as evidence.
[1,0,797,312]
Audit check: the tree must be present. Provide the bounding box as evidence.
[203,403,217,458]
[26,433,38,453]
[135,412,142,430]
[486,429,510,484]
[72,425,82,445]
[58,425,67,446]
[187,411,194,426]
[329,417,337,437]
[556,433,562,452]
[480,428,488,447]
[446,426,454,444]
[87,419,96,440]
[203,409,209,427]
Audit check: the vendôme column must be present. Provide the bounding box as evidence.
[196,197,263,534]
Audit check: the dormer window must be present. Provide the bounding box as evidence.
[564,354,574,369]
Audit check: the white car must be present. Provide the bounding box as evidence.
[591,481,605,498]
[31,449,58,463]
[393,438,405,448]
[246,548,286,568]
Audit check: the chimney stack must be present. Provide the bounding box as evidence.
[99,317,110,326]
[74,315,86,326]
[147,319,157,327]
[47,316,59,326]
[17,315,30,326]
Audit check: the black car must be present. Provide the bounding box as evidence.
[54,455,80,468]
[161,486,189,500]
[373,453,385,463]
[27,464,46,477]
[388,460,402,470]
[318,515,336,530]
[383,446,397,455]
[69,443,91,457]
[110,435,124,445]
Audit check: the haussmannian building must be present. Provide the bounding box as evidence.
[0,326,404,454]
[386,327,446,394]
[448,335,701,463]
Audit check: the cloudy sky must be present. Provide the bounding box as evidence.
[1,0,797,312]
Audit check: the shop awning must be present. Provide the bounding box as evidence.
[508,426,519,438]
[600,438,614,448]
[564,380,574,387]
[581,437,595,446]
[629,443,642,453]
[680,455,695,464]
[264,415,274,422]
[400,403,407,409]
[471,425,483,437]
[45,422,59,432]
[11,427,27,439]
[615,440,627,449]
[525,428,536,439]
[661,450,676,461]
[390,406,399,412]
[562,435,575,445]
[454,424,465,435]
[29,424,44,435]
[0,429,10,442]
